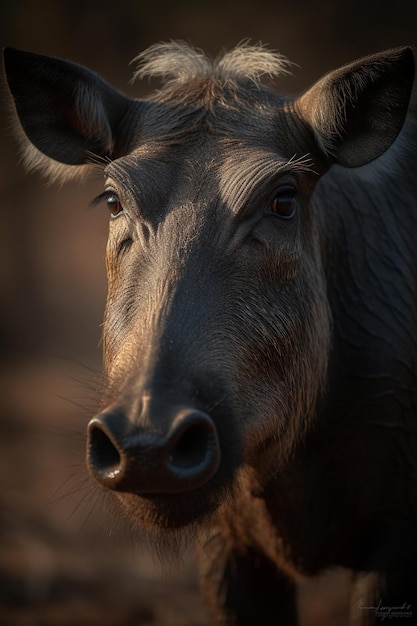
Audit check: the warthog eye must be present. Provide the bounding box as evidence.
[90,190,125,218]
[269,185,297,219]
[106,193,124,219]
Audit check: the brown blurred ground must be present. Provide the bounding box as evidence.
[0,1,416,624]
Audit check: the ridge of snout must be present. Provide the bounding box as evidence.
[86,408,221,495]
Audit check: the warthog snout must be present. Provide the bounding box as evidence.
[87,409,221,495]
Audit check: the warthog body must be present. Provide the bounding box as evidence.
[4,42,417,624]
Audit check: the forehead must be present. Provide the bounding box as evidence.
[138,78,289,146]
[107,80,301,183]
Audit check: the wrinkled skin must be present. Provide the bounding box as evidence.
[4,43,417,625]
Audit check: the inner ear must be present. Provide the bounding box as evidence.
[3,47,138,166]
[335,53,415,166]
[297,46,415,168]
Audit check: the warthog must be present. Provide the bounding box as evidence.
[4,41,417,625]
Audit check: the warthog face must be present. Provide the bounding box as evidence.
[96,132,329,529]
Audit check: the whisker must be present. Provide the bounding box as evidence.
[64,486,96,524]
[47,468,87,505]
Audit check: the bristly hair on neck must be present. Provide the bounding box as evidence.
[131,40,292,88]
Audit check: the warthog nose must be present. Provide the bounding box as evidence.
[86,409,221,495]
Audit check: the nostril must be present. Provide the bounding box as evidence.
[168,423,210,470]
[86,408,220,494]
[88,424,121,477]
[166,412,220,485]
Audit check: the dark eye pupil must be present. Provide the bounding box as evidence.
[270,187,297,218]
[107,194,123,217]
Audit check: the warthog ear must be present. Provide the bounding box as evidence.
[297,46,415,167]
[3,47,139,181]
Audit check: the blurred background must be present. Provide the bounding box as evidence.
[0,1,416,624]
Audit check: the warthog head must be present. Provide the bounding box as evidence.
[4,43,413,535]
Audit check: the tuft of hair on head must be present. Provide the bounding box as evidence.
[131,40,212,85]
[215,41,293,84]
[131,40,292,88]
